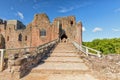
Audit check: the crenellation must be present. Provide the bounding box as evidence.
[7,20,25,30]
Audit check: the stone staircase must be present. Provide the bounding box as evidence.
[21,43,99,80]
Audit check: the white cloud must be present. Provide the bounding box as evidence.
[112,28,120,32]
[82,27,86,32]
[76,2,92,8]
[58,2,92,13]
[115,8,120,12]
[58,7,74,13]
[93,27,103,32]
[17,11,24,19]
[33,4,40,9]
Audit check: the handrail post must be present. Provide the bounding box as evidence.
[85,47,89,56]
[79,45,82,51]
[97,51,101,58]
[0,49,4,71]
[72,41,102,57]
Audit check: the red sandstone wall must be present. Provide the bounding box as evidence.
[0,13,82,49]
[0,24,6,38]
[75,22,82,45]
[31,13,53,47]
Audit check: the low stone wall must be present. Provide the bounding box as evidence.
[7,39,58,79]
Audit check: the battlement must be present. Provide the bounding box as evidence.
[0,19,7,25]
[7,20,25,29]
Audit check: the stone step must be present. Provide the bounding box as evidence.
[56,45,74,46]
[55,48,76,51]
[32,62,89,72]
[54,48,76,50]
[56,46,75,48]
[0,72,13,80]
[56,44,73,46]
[57,45,74,46]
[54,47,76,49]
[57,43,73,45]
[52,51,77,53]
[57,45,74,48]
[55,44,74,46]
[31,69,89,74]
[21,73,99,80]
[48,52,79,57]
[20,43,99,80]
[55,45,74,47]
[54,47,75,49]
[42,56,83,62]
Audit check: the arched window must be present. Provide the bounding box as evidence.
[18,34,22,41]
[40,29,46,36]
[25,36,27,41]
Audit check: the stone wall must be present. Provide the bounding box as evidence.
[0,13,82,49]
[0,22,6,38]
[53,16,82,44]
[75,22,82,44]
[7,39,58,79]
[7,20,25,29]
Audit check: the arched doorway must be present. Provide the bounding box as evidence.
[60,33,68,43]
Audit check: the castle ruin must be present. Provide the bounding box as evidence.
[0,13,82,49]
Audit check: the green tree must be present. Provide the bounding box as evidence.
[83,38,120,55]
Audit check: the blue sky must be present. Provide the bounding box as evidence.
[0,0,120,41]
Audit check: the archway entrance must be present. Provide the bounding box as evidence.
[60,34,68,43]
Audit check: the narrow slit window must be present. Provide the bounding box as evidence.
[25,36,27,41]
[18,34,22,41]
[7,36,9,41]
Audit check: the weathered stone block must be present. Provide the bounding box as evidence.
[13,72,21,79]
[9,53,19,60]
[12,66,21,72]
[14,58,27,66]
[8,60,15,66]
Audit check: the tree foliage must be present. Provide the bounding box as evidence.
[83,38,120,55]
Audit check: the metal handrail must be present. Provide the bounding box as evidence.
[0,39,58,52]
[37,39,58,50]
[72,41,102,57]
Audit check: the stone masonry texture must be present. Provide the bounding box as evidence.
[0,13,82,49]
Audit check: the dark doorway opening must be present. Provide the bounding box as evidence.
[70,21,73,26]
[60,34,68,42]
